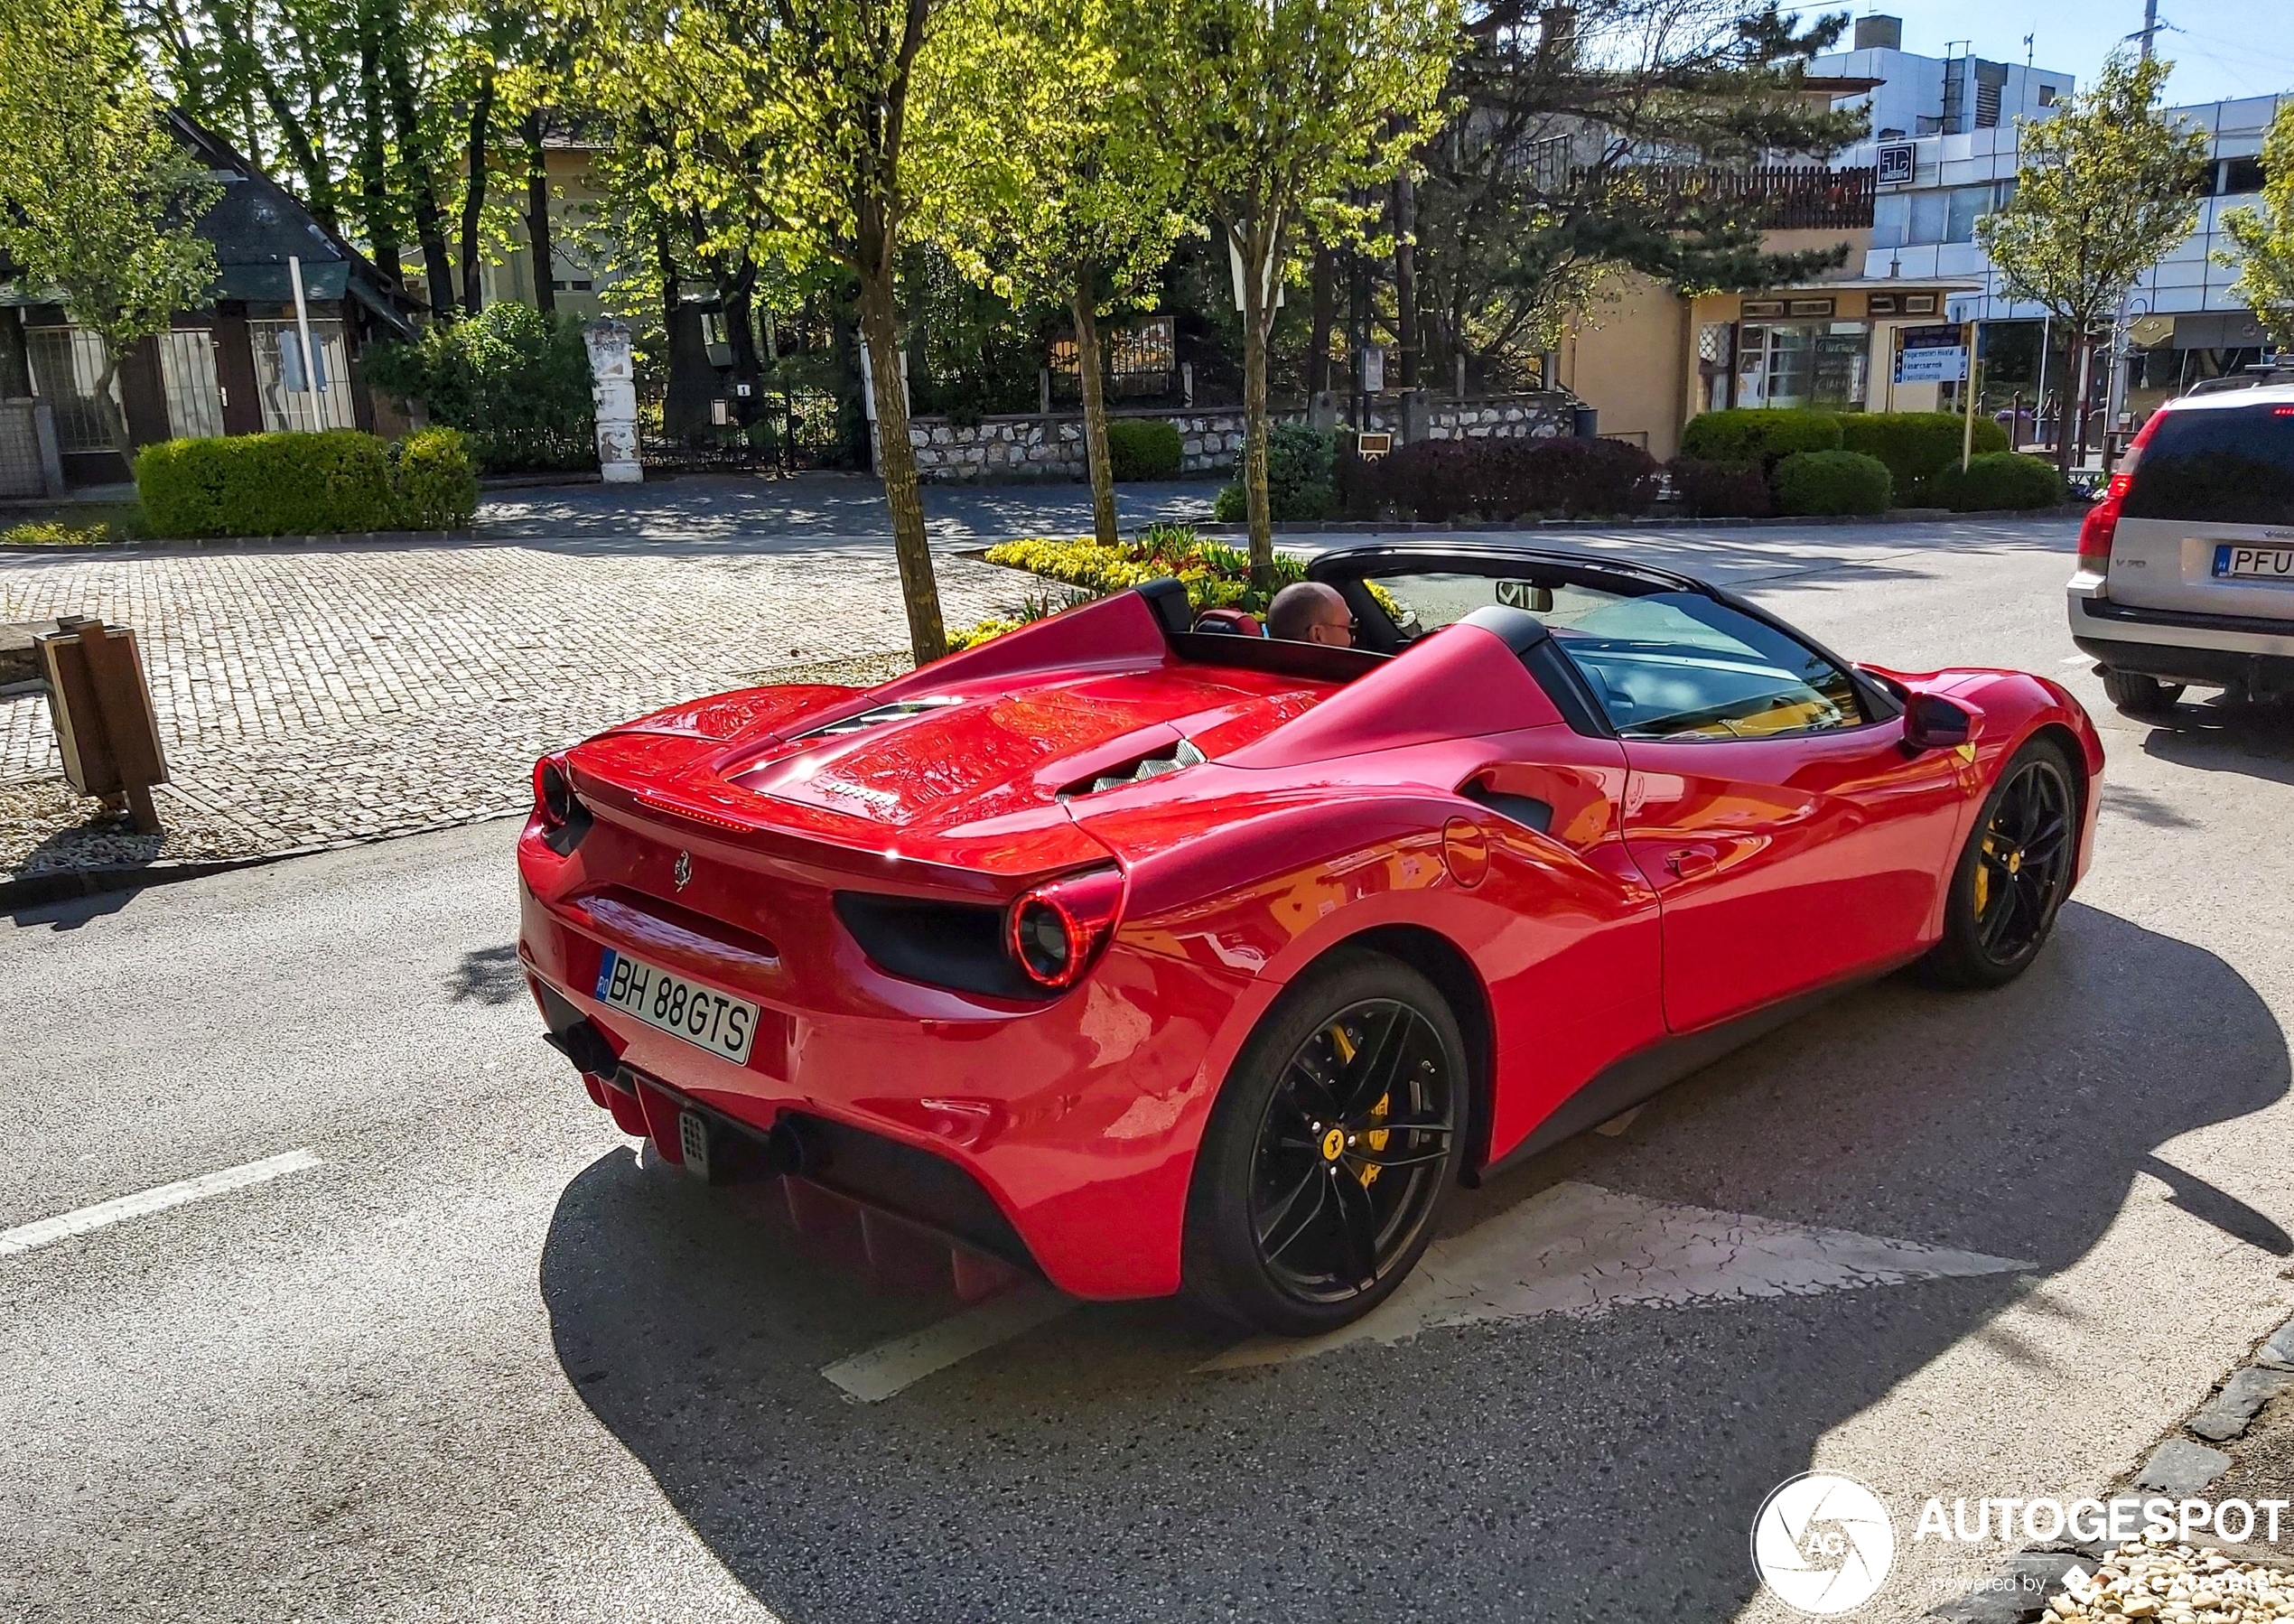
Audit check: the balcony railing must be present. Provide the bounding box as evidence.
[1580,164,1878,231]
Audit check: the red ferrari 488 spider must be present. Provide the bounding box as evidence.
[518,543,2103,1334]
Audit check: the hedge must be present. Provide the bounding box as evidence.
[1838,412,2008,502]
[1679,408,1842,466]
[1927,451,2066,512]
[360,302,594,474]
[1342,434,1660,521]
[1668,457,1773,518]
[1103,417,1182,481]
[1774,449,1892,516]
[135,428,480,537]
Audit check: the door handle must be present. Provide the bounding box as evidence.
[1663,845,1718,878]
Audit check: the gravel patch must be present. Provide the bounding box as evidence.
[0,775,270,880]
[2049,1540,2294,1620]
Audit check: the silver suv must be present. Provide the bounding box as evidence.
[2069,379,2294,714]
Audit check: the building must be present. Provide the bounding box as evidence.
[0,112,422,488]
[1814,17,2288,418]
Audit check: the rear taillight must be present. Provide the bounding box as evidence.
[1006,868,1126,989]
[534,755,574,829]
[2076,411,2165,575]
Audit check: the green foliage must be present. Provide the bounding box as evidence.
[2219,99,2294,350]
[1773,449,1892,517]
[1214,484,1249,523]
[1104,418,1183,481]
[1344,435,1660,521]
[1679,409,1842,465]
[1667,458,1773,518]
[135,429,478,537]
[1,518,117,546]
[361,303,596,473]
[1977,52,2211,340]
[1248,423,1338,522]
[1837,413,2008,501]
[986,527,1308,614]
[1928,452,2067,512]
[0,0,219,452]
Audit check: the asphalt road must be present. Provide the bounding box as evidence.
[5,519,2292,1624]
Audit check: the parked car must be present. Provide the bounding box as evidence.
[518,545,2103,1336]
[2070,381,2294,714]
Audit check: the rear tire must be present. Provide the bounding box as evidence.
[1183,950,1467,1337]
[2101,667,2183,716]
[1917,738,2082,990]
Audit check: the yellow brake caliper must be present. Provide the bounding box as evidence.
[1329,1024,1390,1189]
[1975,832,1993,917]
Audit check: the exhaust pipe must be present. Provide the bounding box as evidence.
[542,1018,619,1079]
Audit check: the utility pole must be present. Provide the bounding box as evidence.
[2138,0,2159,61]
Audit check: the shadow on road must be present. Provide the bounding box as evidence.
[538,901,2287,1623]
[2139,695,2294,789]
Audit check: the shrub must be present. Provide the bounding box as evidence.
[361,303,595,473]
[387,427,480,529]
[1668,458,1773,518]
[1342,434,1659,521]
[1214,483,1248,522]
[1773,449,1893,516]
[135,428,478,537]
[1103,418,1182,481]
[2,518,116,546]
[1679,408,1842,466]
[985,527,1307,616]
[1927,451,2067,512]
[1838,412,2009,502]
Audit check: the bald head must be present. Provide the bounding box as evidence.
[1266,581,1354,647]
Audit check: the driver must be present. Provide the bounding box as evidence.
[1265,582,1357,648]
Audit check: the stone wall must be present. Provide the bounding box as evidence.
[905,392,1577,482]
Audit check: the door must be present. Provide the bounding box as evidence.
[1548,591,1965,1032]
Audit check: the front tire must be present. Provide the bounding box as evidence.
[1183,950,1467,1337]
[2101,667,2183,716]
[1917,739,2081,990]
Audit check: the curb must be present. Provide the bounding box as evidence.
[0,528,470,556]
[1927,1304,2294,1621]
[0,807,525,911]
[1184,504,2088,537]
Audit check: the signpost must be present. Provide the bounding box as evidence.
[1895,324,1967,385]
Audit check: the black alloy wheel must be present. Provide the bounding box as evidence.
[1919,740,2080,989]
[1184,952,1467,1335]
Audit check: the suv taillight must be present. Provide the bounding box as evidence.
[2076,411,2165,576]
[1005,868,1126,989]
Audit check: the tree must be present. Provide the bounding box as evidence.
[0,0,219,454]
[920,0,1190,547]
[1113,0,1459,582]
[2220,98,2294,351]
[1977,52,2210,471]
[558,0,978,664]
[1414,1,1866,387]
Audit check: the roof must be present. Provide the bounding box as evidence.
[1755,276,1987,293]
[0,112,423,333]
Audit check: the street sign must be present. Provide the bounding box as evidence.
[1360,346,1385,393]
[1877,143,1916,187]
[1896,324,1967,384]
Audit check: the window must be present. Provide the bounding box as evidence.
[24,325,117,453]
[248,319,356,432]
[1359,573,1624,640]
[2219,156,2266,196]
[2123,405,2294,526]
[156,330,226,440]
[1550,594,1866,740]
[1908,190,1948,245]
[1872,192,1909,248]
[2037,85,2057,107]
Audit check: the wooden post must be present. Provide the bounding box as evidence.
[35,618,169,834]
[1962,319,1981,471]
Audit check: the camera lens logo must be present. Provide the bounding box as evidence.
[1751,1471,1896,1616]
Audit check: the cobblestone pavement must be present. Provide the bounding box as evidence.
[0,534,1021,881]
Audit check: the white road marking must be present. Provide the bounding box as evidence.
[1198,1181,2032,1372]
[2061,653,2093,666]
[821,1283,1073,1403]
[0,1149,322,1259]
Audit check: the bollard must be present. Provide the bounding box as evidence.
[35,616,168,834]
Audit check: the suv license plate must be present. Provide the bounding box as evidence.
[2213,544,2294,582]
[594,948,759,1066]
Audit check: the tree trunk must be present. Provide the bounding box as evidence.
[658,221,713,443]
[459,73,496,317]
[380,5,454,320]
[2061,325,2093,477]
[1073,266,1119,550]
[1393,173,1418,388]
[92,347,133,461]
[723,257,761,420]
[355,10,400,284]
[857,266,947,665]
[1236,219,1275,585]
[1308,242,1335,397]
[525,111,555,314]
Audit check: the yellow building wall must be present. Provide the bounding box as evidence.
[1557,270,1692,462]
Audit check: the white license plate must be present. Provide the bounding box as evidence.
[593,948,759,1066]
[2214,544,2294,582]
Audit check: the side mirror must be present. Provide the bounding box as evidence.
[1902,692,1974,751]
